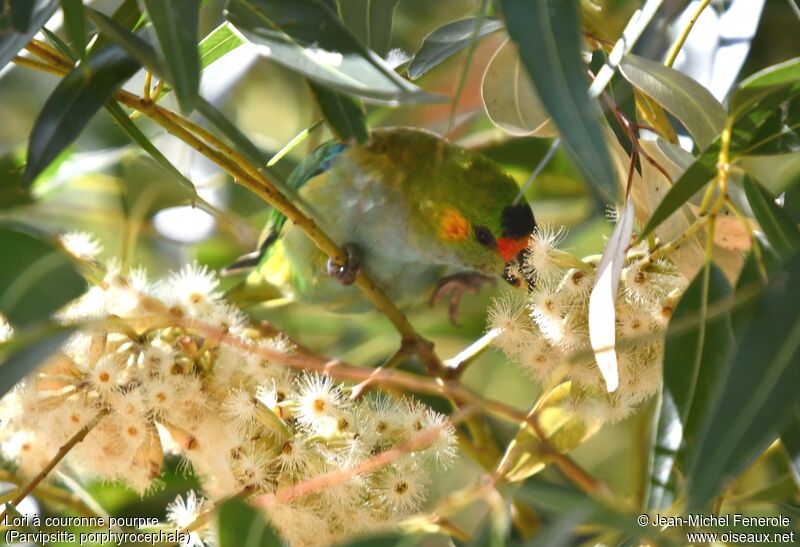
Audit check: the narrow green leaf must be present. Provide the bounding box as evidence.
[743,176,800,260]
[9,0,36,32]
[639,144,718,243]
[59,0,86,60]
[731,251,768,340]
[620,54,726,149]
[500,0,618,201]
[85,8,291,188]
[104,101,198,200]
[639,92,791,240]
[686,250,800,509]
[336,0,400,57]
[217,499,281,547]
[141,0,200,114]
[732,57,800,116]
[481,39,555,137]
[646,263,733,510]
[0,0,58,70]
[782,407,800,487]
[225,0,438,104]
[308,82,369,143]
[407,17,504,80]
[199,22,245,68]
[0,226,86,327]
[0,327,74,399]
[89,0,142,54]
[516,480,651,540]
[22,45,141,186]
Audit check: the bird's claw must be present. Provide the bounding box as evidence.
[431,272,495,327]
[326,243,361,285]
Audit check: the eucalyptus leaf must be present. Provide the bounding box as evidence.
[0,226,85,327]
[217,499,281,547]
[85,9,273,173]
[141,0,201,113]
[199,22,245,68]
[0,0,58,70]
[59,0,86,60]
[686,250,800,509]
[743,176,800,260]
[89,0,142,54]
[407,16,504,80]
[620,54,726,149]
[646,263,733,510]
[308,82,369,144]
[225,0,437,104]
[500,0,617,201]
[22,45,141,186]
[481,40,556,137]
[732,57,800,116]
[336,0,400,57]
[640,89,794,240]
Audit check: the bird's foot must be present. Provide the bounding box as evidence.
[326,243,361,285]
[431,272,496,327]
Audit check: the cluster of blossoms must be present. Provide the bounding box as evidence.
[490,226,686,423]
[0,237,457,547]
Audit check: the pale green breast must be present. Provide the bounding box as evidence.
[264,156,447,312]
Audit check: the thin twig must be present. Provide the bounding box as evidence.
[0,409,110,521]
[664,0,712,68]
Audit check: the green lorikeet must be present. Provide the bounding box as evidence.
[228,127,535,323]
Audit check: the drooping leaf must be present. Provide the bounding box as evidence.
[732,57,800,116]
[0,327,75,400]
[686,250,800,509]
[336,0,400,57]
[0,0,58,70]
[646,263,733,510]
[730,251,768,339]
[500,0,618,201]
[589,197,635,391]
[308,82,369,144]
[85,9,273,172]
[225,0,437,104]
[22,45,141,186]
[141,0,201,113]
[743,176,800,260]
[407,16,504,80]
[59,0,86,60]
[89,0,142,54]
[0,226,86,327]
[620,54,726,149]
[217,499,281,547]
[481,39,556,137]
[104,101,198,201]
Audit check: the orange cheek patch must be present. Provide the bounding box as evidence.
[497,237,528,262]
[439,208,469,241]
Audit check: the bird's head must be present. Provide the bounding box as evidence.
[432,200,536,287]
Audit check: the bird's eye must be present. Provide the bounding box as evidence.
[473,225,496,247]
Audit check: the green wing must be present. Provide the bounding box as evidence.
[225,141,347,273]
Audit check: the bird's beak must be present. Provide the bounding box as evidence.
[502,245,531,289]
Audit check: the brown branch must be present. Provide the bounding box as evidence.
[0,409,110,521]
